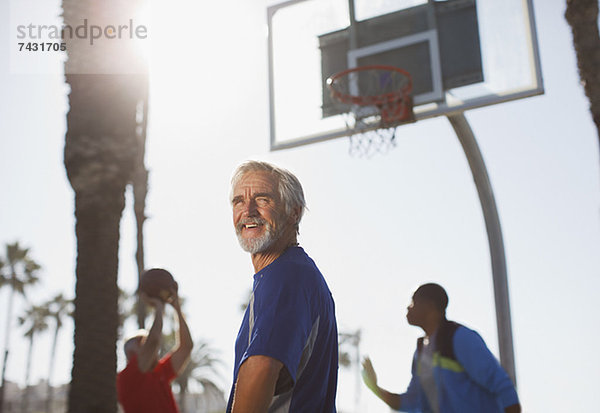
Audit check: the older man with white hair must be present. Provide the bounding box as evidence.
[227,161,338,413]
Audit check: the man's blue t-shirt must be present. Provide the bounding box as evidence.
[227,246,338,412]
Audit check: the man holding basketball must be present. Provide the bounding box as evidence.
[362,283,521,413]
[117,288,193,413]
[227,161,338,412]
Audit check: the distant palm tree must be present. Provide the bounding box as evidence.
[339,329,362,412]
[18,304,50,413]
[175,340,225,413]
[43,293,72,413]
[0,242,41,413]
[160,333,224,413]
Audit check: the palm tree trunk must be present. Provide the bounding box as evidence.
[565,0,600,141]
[68,187,125,413]
[21,335,34,413]
[46,324,60,413]
[69,189,123,413]
[0,274,17,413]
[65,74,142,413]
[135,200,148,329]
[134,86,149,329]
[62,0,147,410]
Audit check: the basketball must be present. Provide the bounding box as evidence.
[139,268,177,302]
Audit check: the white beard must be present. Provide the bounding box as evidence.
[236,219,282,254]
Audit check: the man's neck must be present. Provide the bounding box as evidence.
[251,232,298,273]
[422,316,443,338]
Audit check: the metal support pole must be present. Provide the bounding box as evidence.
[447,112,517,386]
[347,0,357,50]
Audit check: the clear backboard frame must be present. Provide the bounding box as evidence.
[267,0,544,151]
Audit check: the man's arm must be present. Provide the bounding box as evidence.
[168,291,194,375]
[453,328,521,412]
[361,357,402,410]
[232,355,283,413]
[505,403,522,413]
[137,294,164,372]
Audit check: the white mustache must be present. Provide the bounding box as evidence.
[237,218,267,232]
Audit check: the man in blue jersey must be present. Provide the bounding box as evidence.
[227,161,338,413]
[362,283,521,413]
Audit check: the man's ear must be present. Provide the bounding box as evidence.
[289,207,301,225]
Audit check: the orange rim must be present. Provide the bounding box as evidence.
[327,65,413,106]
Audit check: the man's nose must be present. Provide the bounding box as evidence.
[242,198,258,216]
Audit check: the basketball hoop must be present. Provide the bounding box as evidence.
[327,65,414,157]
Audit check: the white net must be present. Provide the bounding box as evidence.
[328,66,413,157]
[343,107,399,157]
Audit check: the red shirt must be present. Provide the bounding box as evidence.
[117,354,179,413]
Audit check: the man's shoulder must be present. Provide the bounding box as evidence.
[269,248,324,282]
[452,323,484,342]
[451,323,492,358]
[258,248,333,311]
[118,356,140,376]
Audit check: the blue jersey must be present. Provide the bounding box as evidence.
[400,323,520,412]
[227,246,338,412]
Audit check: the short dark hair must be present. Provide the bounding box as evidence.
[413,283,449,314]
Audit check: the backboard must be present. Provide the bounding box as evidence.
[267,0,543,150]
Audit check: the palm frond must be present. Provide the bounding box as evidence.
[19,304,50,338]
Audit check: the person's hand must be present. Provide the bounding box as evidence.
[166,284,180,310]
[361,357,379,394]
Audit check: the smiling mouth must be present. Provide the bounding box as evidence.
[244,223,259,229]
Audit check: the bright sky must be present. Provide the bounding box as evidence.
[1,0,599,412]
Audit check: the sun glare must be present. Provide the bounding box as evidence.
[139,0,254,121]
[132,2,152,63]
